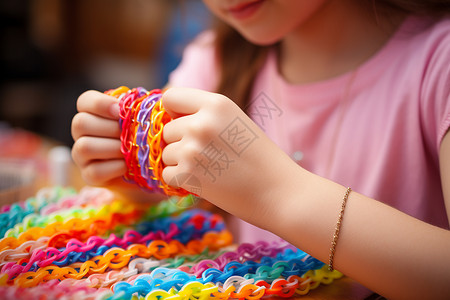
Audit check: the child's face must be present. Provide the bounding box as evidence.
[203,0,329,45]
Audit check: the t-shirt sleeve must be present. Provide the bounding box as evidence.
[168,30,219,92]
[420,19,450,150]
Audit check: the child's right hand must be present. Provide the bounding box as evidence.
[71,90,125,187]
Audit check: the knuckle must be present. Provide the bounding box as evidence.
[184,142,202,159]
[214,93,229,103]
[161,147,171,165]
[186,119,215,139]
[71,147,82,167]
[186,121,202,135]
[211,93,230,109]
[161,167,173,186]
[72,137,91,157]
[71,113,87,137]
[82,166,103,186]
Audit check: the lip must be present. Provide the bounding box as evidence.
[227,0,265,20]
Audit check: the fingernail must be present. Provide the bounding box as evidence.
[110,102,120,119]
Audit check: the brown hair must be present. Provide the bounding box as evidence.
[213,20,271,110]
[213,0,450,112]
[377,0,450,15]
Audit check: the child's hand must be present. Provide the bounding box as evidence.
[71,90,168,203]
[71,90,125,186]
[161,87,302,228]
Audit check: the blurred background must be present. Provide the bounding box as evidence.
[0,0,212,146]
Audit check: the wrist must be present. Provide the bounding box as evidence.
[244,153,310,234]
[266,163,311,234]
[273,169,350,262]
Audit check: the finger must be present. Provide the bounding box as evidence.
[77,90,120,120]
[162,116,190,144]
[162,165,179,188]
[81,159,126,186]
[72,112,121,141]
[161,141,182,166]
[162,87,217,118]
[72,136,122,167]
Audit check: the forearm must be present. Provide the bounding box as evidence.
[270,168,450,299]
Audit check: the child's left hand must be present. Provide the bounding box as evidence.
[161,87,304,229]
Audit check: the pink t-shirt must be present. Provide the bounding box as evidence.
[169,16,450,243]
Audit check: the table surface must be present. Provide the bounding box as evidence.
[1,132,376,299]
[299,276,373,299]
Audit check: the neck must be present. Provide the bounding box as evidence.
[279,1,406,84]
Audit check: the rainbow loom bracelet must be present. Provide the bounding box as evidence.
[106,87,189,197]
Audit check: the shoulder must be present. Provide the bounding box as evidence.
[411,17,450,97]
[168,30,219,92]
[402,16,450,69]
[422,17,450,78]
[404,16,450,100]
[406,16,450,149]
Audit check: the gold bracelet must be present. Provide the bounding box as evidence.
[328,187,352,271]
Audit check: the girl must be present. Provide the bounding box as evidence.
[71,0,450,298]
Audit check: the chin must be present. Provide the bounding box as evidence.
[246,36,281,46]
[237,29,282,46]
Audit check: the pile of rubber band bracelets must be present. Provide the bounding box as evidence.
[105,86,188,197]
[0,186,342,299]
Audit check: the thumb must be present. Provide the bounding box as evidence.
[162,87,211,119]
